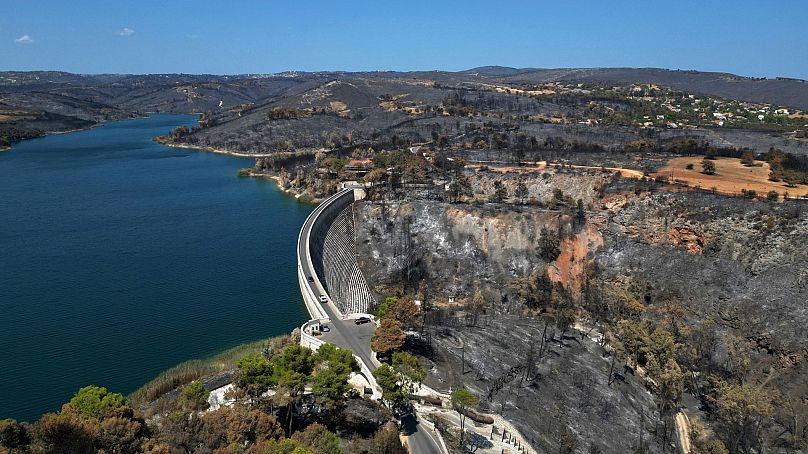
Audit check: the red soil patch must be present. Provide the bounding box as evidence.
[548,224,603,297]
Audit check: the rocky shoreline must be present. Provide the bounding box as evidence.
[159,140,276,158]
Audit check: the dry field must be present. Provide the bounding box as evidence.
[654,156,808,198]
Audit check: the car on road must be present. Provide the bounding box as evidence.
[307,276,314,283]
[319,295,328,303]
[319,324,330,333]
[354,316,371,325]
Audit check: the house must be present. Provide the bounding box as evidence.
[344,159,372,171]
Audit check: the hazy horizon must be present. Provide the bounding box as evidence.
[2,65,807,81]
[4,1,808,80]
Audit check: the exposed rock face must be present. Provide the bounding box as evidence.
[600,190,808,353]
[468,169,609,206]
[355,200,562,302]
[354,170,608,302]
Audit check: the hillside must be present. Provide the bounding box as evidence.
[2,67,807,152]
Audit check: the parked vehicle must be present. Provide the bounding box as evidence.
[354,316,371,325]
[319,324,330,332]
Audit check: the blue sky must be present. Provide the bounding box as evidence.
[3,0,807,78]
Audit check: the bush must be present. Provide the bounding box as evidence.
[740,151,756,166]
[741,189,758,199]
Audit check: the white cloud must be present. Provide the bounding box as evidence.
[117,27,135,36]
[14,34,34,44]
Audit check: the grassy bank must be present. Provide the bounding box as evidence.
[129,334,293,405]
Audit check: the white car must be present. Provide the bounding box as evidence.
[319,295,328,303]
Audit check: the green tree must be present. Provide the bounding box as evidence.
[236,353,276,397]
[311,365,352,414]
[375,296,398,320]
[274,346,314,434]
[373,364,406,411]
[65,386,130,420]
[273,345,314,378]
[312,343,359,374]
[450,387,479,448]
[392,351,426,394]
[180,380,210,411]
[701,158,716,175]
[711,382,776,453]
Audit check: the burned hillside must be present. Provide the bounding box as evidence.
[351,164,808,452]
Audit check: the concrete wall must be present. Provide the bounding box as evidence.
[309,191,355,293]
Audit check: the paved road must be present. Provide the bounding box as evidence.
[401,413,444,454]
[298,189,444,454]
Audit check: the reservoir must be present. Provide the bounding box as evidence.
[0,114,312,421]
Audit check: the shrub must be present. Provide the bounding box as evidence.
[180,381,210,411]
[740,151,756,166]
[741,189,758,199]
[701,159,716,175]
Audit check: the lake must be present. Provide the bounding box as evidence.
[0,114,312,422]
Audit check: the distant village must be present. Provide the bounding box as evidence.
[475,81,808,136]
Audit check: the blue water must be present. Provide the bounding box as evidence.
[0,115,312,422]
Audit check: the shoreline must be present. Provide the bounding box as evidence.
[1,114,148,151]
[0,124,102,151]
[239,168,321,204]
[161,141,276,158]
